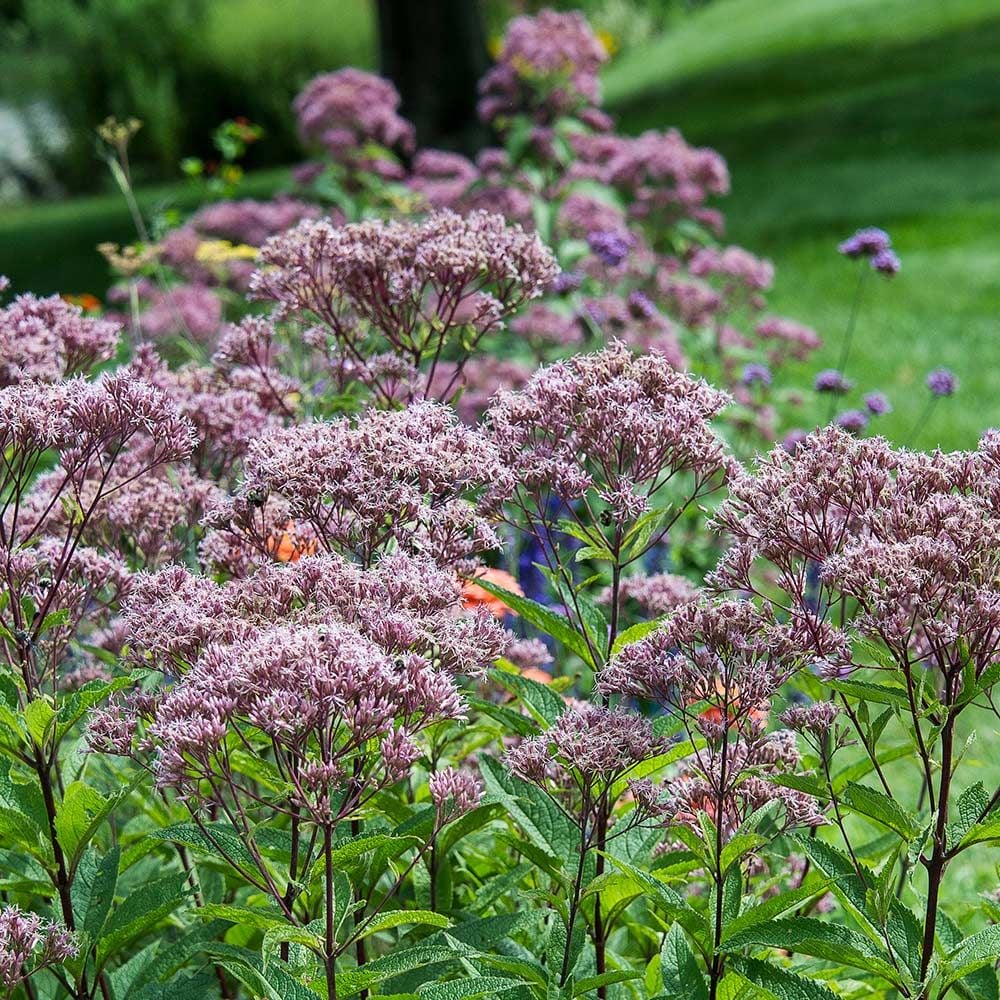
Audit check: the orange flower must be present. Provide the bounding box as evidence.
[461,567,523,619]
[61,293,102,313]
[265,521,318,563]
[520,667,553,685]
[688,677,769,728]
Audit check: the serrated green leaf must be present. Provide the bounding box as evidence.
[841,782,918,839]
[465,579,593,665]
[355,908,450,940]
[490,669,566,727]
[660,924,708,1000]
[730,956,839,1000]
[944,924,1000,990]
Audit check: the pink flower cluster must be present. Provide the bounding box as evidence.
[478,9,608,124]
[293,67,416,165]
[0,291,120,385]
[0,906,75,991]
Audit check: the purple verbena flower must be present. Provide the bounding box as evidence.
[838,227,891,259]
[864,391,892,415]
[741,363,773,388]
[814,369,854,394]
[834,409,869,434]
[926,367,958,397]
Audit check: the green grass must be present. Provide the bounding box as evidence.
[4,0,998,449]
[605,0,1000,451]
[0,168,292,301]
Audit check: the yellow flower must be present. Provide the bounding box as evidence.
[194,240,260,264]
[596,29,618,57]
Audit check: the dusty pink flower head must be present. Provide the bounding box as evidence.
[0,906,76,989]
[506,703,659,785]
[252,210,557,404]
[429,766,484,820]
[127,345,281,474]
[213,401,503,566]
[478,8,608,124]
[408,149,479,209]
[780,701,840,736]
[603,572,702,617]
[754,316,822,361]
[0,292,120,384]
[294,67,415,159]
[137,283,223,344]
[575,128,729,224]
[582,294,684,366]
[689,245,774,295]
[191,195,323,246]
[600,599,845,740]
[485,341,731,536]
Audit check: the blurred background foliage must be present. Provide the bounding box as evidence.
[1,0,998,447]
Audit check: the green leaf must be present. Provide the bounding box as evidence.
[723,917,904,985]
[149,821,255,871]
[827,678,911,708]
[729,956,839,1000]
[337,944,478,996]
[355,909,451,939]
[944,924,1000,990]
[611,617,663,655]
[841,782,918,839]
[72,846,120,939]
[949,782,989,848]
[573,971,642,996]
[328,832,420,870]
[721,878,834,942]
[490,669,566,727]
[479,756,579,862]
[24,698,56,744]
[196,903,288,932]
[466,579,593,665]
[417,976,531,999]
[97,870,191,966]
[200,942,317,1000]
[660,924,708,1000]
[54,781,108,869]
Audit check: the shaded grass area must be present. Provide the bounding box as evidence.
[607,0,1000,450]
[4,0,999,450]
[0,168,291,298]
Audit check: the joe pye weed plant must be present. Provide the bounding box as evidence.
[0,7,995,1000]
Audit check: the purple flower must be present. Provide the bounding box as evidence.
[781,429,810,454]
[926,367,958,397]
[834,409,869,434]
[871,248,901,276]
[838,227,892,259]
[814,369,854,394]
[864,391,892,415]
[586,230,633,267]
[741,363,772,388]
[552,270,583,294]
[627,289,658,319]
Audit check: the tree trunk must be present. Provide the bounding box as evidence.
[375,0,490,155]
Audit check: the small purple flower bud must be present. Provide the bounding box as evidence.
[626,289,657,319]
[814,369,853,394]
[870,248,901,276]
[926,367,958,397]
[552,270,583,294]
[863,391,892,415]
[837,227,891,259]
[781,429,810,454]
[741,363,772,388]
[586,230,632,268]
[834,409,869,434]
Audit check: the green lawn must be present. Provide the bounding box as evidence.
[3,0,998,449]
[605,0,1000,451]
